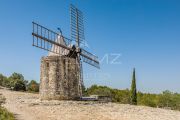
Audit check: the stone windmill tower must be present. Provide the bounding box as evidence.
[32,4,100,100]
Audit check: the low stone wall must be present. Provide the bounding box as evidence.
[40,56,81,100]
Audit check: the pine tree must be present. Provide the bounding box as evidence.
[130,68,137,105]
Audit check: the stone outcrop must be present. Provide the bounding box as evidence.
[40,56,81,100]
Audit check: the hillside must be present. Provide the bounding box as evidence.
[0,88,180,120]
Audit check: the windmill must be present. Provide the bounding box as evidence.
[32,4,100,100]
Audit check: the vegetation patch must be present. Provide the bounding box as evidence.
[0,94,15,120]
[84,85,180,111]
[0,73,39,92]
[0,107,15,120]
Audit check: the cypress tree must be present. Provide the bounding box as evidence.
[130,68,137,105]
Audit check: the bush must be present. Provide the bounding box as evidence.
[137,92,158,107]
[0,74,10,88]
[0,94,6,106]
[157,90,180,110]
[12,80,26,91]
[8,73,27,91]
[111,89,130,104]
[27,80,39,92]
[86,85,112,96]
[0,74,4,86]
[0,107,15,120]
[86,85,130,104]
[0,94,15,120]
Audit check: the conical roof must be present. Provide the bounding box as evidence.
[48,35,70,56]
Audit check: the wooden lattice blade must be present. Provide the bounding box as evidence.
[70,4,85,46]
[80,48,100,69]
[32,22,72,56]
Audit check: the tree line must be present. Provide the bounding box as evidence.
[0,72,39,92]
[83,85,180,110]
[83,69,180,111]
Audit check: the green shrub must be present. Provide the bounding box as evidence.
[27,80,39,92]
[86,85,112,96]
[157,90,180,110]
[137,93,158,107]
[86,85,130,104]
[8,73,27,91]
[12,80,26,91]
[0,107,15,120]
[111,89,130,103]
[0,94,15,120]
[0,74,10,88]
[0,94,6,106]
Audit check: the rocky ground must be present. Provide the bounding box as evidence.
[0,88,180,120]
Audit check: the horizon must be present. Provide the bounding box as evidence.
[0,0,180,93]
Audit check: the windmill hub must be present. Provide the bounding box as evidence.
[76,47,81,53]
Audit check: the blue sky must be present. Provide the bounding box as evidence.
[0,0,180,93]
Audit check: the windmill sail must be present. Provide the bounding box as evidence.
[70,4,100,69]
[70,4,85,47]
[32,22,72,55]
[80,48,100,68]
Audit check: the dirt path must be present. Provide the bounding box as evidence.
[0,88,180,120]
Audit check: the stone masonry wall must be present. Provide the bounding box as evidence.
[40,56,81,100]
